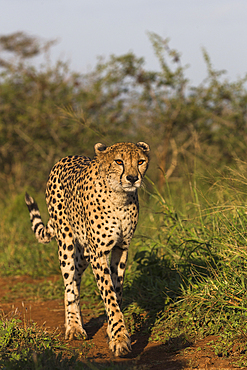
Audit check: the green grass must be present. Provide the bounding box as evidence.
[2,279,64,302]
[128,173,247,366]
[0,310,67,369]
[0,191,59,278]
[124,172,247,366]
[2,170,247,366]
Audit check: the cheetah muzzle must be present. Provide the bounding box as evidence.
[25,141,150,357]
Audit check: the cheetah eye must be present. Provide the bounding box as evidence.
[115,159,123,165]
[138,160,145,165]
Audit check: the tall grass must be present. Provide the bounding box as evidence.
[0,191,59,277]
[124,168,247,365]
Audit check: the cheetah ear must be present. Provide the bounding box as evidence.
[136,142,150,153]
[94,143,108,155]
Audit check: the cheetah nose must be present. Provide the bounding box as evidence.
[126,175,138,184]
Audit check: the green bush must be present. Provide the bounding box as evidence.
[1,31,247,195]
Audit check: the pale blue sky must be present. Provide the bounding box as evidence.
[1,0,247,85]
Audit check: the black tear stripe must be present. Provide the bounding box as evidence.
[119,163,125,182]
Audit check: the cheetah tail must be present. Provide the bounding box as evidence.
[25,192,55,244]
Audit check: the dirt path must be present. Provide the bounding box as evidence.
[0,276,238,369]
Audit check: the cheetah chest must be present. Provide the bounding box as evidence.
[84,198,138,250]
[115,205,138,241]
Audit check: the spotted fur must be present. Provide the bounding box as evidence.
[25,141,150,357]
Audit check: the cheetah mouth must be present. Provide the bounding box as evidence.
[122,184,140,192]
[108,178,141,192]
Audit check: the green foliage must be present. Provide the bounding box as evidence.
[1,31,247,194]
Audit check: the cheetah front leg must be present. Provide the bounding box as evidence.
[90,252,131,357]
[110,246,128,307]
[56,230,89,340]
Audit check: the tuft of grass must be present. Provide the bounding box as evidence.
[0,310,67,369]
[0,311,129,370]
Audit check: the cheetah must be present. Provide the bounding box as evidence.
[25,141,150,357]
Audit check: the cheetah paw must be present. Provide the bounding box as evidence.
[108,333,132,357]
[65,325,87,340]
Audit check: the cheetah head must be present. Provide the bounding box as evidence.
[95,142,150,193]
